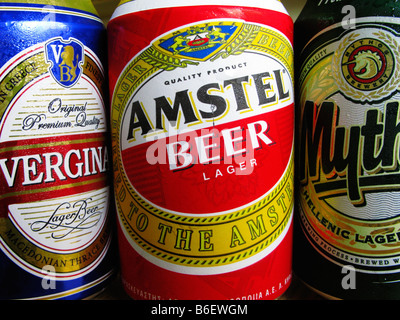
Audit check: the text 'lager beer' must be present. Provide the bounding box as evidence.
[0,0,115,300]
[294,0,400,299]
[108,0,295,300]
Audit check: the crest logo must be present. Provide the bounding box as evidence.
[333,29,400,103]
[155,22,240,61]
[45,37,84,87]
[341,38,394,91]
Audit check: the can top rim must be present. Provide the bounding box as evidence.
[110,0,289,22]
[0,0,99,16]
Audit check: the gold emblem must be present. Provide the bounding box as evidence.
[333,29,400,103]
[342,38,393,90]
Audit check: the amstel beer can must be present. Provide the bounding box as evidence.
[109,0,295,300]
[0,1,115,299]
[294,0,400,299]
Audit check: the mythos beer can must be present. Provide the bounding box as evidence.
[109,0,295,300]
[294,0,400,299]
[0,1,115,300]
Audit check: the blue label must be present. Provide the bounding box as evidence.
[0,3,114,300]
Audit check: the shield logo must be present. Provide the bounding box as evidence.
[45,37,84,88]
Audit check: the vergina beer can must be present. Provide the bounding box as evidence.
[109,0,294,300]
[0,1,115,300]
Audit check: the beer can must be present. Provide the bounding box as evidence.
[109,0,295,300]
[0,1,116,299]
[294,0,400,299]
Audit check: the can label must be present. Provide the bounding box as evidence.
[298,18,400,275]
[0,4,113,299]
[110,3,294,299]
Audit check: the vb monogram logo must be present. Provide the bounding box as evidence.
[45,37,84,88]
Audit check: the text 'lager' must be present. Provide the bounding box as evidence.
[0,0,115,300]
[108,0,295,300]
[294,0,400,299]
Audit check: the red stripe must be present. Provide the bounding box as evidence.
[0,133,109,217]
[121,105,293,214]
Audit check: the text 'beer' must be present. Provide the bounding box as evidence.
[108,0,295,300]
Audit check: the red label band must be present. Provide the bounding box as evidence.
[0,133,109,213]
[109,1,294,299]
[122,106,293,214]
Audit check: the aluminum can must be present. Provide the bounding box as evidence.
[294,0,400,299]
[0,0,115,300]
[109,0,294,300]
